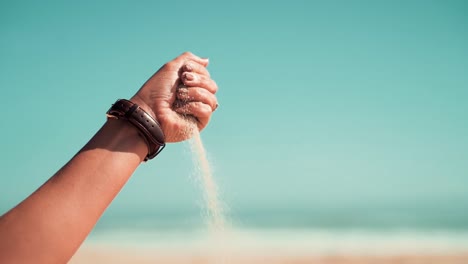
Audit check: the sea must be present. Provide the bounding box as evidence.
[87,205,468,255]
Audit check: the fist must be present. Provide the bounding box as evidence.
[131,52,218,143]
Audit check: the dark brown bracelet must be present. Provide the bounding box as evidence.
[106,99,165,161]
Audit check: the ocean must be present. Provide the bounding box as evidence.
[87,205,468,254]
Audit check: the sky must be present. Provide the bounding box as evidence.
[1,0,467,227]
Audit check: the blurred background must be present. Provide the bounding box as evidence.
[1,0,468,257]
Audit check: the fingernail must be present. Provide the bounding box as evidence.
[184,72,194,81]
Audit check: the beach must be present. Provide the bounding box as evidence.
[70,249,468,264]
[69,228,468,264]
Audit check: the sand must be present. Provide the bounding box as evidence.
[69,228,468,263]
[69,246,468,264]
[188,128,226,231]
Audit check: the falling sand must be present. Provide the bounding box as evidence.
[189,131,226,231]
[185,121,227,233]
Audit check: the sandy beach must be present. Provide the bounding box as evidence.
[69,228,468,264]
[70,246,468,264]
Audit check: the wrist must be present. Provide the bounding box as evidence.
[130,94,157,120]
[106,99,165,161]
[85,119,148,162]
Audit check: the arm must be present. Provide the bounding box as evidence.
[0,119,147,263]
[0,52,218,263]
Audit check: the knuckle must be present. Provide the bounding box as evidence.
[183,62,193,72]
[182,51,194,57]
[211,80,219,93]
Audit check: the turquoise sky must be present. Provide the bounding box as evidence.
[1,1,467,226]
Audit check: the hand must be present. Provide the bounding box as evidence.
[131,52,218,143]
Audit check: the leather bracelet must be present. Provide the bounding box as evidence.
[106,99,165,161]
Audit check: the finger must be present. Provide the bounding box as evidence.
[174,101,212,130]
[174,51,209,67]
[181,72,218,93]
[182,60,211,77]
[177,87,218,111]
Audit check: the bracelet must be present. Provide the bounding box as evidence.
[106,99,165,161]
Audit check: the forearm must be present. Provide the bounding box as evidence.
[0,119,147,263]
